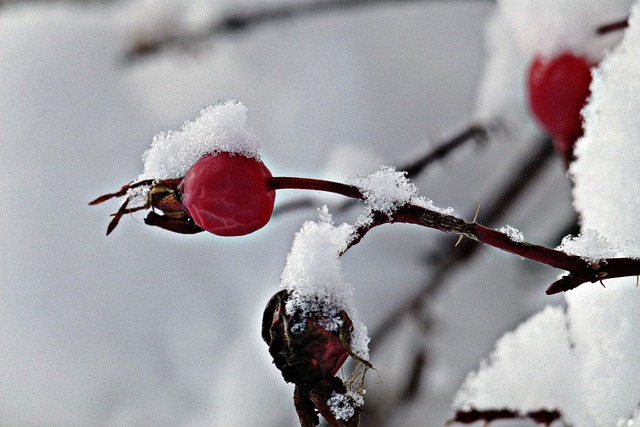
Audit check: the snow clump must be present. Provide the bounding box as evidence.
[498,225,524,243]
[140,99,261,181]
[557,229,619,263]
[348,166,417,216]
[280,207,370,361]
[348,166,455,226]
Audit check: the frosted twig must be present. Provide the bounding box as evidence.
[347,202,640,294]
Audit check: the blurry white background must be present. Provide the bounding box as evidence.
[0,1,577,425]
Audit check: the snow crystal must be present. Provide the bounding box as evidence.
[498,225,524,243]
[139,100,261,181]
[453,306,581,421]
[557,229,618,263]
[280,207,370,360]
[327,391,363,421]
[348,166,417,216]
[411,196,456,217]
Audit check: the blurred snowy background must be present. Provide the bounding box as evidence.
[0,0,607,425]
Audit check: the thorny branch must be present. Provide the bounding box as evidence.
[368,137,556,352]
[267,140,640,295]
[344,201,640,294]
[266,143,640,295]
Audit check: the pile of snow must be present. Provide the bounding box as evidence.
[280,207,370,360]
[140,99,261,181]
[455,1,640,425]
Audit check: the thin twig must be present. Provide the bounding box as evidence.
[272,122,490,217]
[449,407,562,425]
[368,138,556,349]
[596,17,629,35]
[346,202,640,292]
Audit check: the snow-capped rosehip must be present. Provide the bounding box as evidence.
[179,152,276,236]
[528,53,593,158]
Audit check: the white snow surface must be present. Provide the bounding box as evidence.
[571,1,640,253]
[456,1,640,425]
[140,99,261,181]
[557,229,619,263]
[475,0,633,138]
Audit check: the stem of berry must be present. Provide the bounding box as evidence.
[346,204,640,294]
[269,174,640,294]
[267,177,365,200]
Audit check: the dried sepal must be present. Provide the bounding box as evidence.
[262,290,370,427]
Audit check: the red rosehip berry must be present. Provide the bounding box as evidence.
[179,152,275,236]
[527,53,593,158]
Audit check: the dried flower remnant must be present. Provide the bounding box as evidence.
[262,290,370,427]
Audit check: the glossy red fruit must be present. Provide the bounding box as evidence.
[528,53,593,157]
[179,152,275,236]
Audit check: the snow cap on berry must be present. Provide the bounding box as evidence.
[139,99,261,181]
[280,207,370,361]
[497,0,633,62]
[474,0,634,133]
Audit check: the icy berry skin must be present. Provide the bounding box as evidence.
[528,53,593,158]
[179,152,275,236]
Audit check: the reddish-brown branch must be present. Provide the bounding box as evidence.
[95,170,640,294]
[267,177,364,200]
[342,201,640,294]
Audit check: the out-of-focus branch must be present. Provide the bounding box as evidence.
[402,123,491,179]
[272,122,491,217]
[448,407,562,425]
[125,0,495,61]
[596,17,629,35]
[366,138,553,350]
